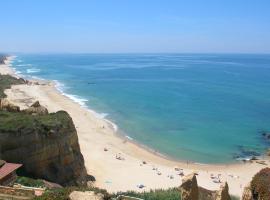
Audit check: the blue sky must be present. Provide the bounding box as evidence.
[1,0,270,53]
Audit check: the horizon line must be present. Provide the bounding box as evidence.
[3,51,270,55]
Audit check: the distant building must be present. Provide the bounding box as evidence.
[0,160,22,186]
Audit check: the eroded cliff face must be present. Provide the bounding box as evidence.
[179,173,231,200]
[0,109,88,186]
[0,55,7,64]
[242,168,270,200]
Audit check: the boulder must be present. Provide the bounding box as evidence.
[0,98,20,112]
[31,101,41,107]
[180,173,199,200]
[23,101,48,115]
[69,191,104,200]
[42,180,63,189]
[216,182,231,200]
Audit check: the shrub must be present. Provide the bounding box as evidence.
[34,187,111,200]
[114,188,181,200]
[16,176,45,188]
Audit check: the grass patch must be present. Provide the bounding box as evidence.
[16,176,45,188]
[32,185,241,200]
[0,110,72,135]
[114,188,181,200]
[35,187,181,200]
[33,187,111,200]
[231,195,240,200]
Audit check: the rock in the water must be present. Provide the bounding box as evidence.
[180,173,199,200]
[69,191,104,200]
[0,98,20,112]
[261,131,270,142]
[216,182,231,200]
[23,101,48,115]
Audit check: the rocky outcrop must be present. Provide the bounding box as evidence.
[180,173,199,200]
[69,191,104,200]
[180,174,232,200]
[0,98,20,112]
[0,74,25,98]
[0,110,89,186]
[216,182,231,200]
[0,99,49,115]
[242,184,253,200]
[23,101,48,115]
[0,73,89,186]
[0,55,7,64]
[242,167,270,200]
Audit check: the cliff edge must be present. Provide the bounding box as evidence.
[0,109,89,186]
[0,72,90,186]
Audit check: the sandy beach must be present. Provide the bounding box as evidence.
[1,56,269,198]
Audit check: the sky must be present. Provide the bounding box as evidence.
[1,0,270,53]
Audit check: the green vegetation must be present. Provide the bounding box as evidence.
[118,189,240,200]
[251,167,270,200]
[231,196,240,200]
[16,176,45,188]
[33,187,111,200]
[34,186,241,200]
[115,188,181,200]
[0,74,25,98]
[0,74,72,139]
[0,110,71,134]
[34,187,181,200]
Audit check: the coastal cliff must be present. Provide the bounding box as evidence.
[0,71,89,186]
[0,55,7,64]
[0,109,88,186]
[242,168,270,200]
[179,173,231,200]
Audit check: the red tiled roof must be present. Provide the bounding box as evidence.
[0,163,22,180]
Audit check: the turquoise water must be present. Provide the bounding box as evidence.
[11,54,270,163]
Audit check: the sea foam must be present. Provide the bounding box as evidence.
[54,80,88,107]
[26,68,41,73]
[53,80,118,131]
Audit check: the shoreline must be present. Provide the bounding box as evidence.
[7,56,265,166]
[1,55,270,197]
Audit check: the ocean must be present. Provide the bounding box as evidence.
[10,53,270,163]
